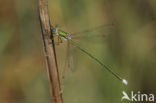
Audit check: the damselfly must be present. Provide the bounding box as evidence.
[51,24,128,85]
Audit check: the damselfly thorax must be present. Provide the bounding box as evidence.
[52,25,71,41]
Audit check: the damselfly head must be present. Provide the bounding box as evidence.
[53,27,59,36]
[52,29,56,32]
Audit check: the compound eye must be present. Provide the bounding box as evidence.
[52,29,56,32]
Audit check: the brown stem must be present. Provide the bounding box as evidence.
[38,0,63,103]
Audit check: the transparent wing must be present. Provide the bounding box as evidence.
[61,40,77,81]
[58,23,116,81]
[70,23,116,42]
[67,41,76,72]
[71,23,115,36]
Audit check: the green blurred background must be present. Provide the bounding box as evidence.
[0,0,156,103]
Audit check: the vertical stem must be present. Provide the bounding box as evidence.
[38,0,63,103]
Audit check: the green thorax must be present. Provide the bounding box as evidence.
[58,30,68,38]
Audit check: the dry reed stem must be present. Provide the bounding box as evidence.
[38,0,63,103]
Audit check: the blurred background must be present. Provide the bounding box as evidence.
[0,0,156,103]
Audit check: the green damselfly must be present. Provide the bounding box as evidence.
[51,24,128,85]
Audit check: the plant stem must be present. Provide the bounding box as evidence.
[38,0,63,103]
